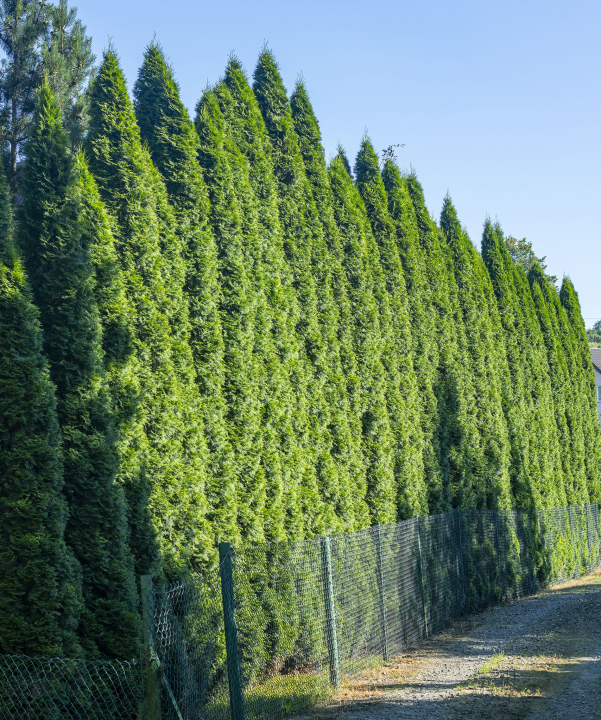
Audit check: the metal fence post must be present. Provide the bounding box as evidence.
[140,575,161,720]
[416,517,429,639]
[375,524,389,662]
[321,537,340,688]
[219,542,246,720]
[456,508,467,614]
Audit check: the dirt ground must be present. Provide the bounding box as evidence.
[308,569,601,720]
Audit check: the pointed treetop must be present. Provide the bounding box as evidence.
[334,145,353,178]
[20,81,73,230]
[253,47,290,135]
[86,49,140,177]
[290,79,322,146]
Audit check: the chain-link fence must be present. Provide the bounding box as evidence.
[0,504,599,720]
[150,504,601,720]
[0,653,142,719]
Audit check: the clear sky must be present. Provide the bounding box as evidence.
[75,0,600,326]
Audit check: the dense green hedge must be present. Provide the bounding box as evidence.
[1,45,600,659]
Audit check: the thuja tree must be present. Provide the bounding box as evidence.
[252,49,360,530]
[328,150,394,525]
[18,82,140,658]
[481,221,560,508]
[86,50,211,576]
[219,57,314,536]
[133,43,238,545]
[354,138,427,519]
[194,88,269,542]
[439,197,512,510]
[381,161,443,508]
[560,277,601,501]
[0,172,82,657]
[528,264,580,505]
[73,155,158,580]
[405,173,476,510]
[290,79,370,528]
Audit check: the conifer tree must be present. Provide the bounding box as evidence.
[559,277,601,501]
[252,49,363,528]
[481,221,562,507]
[328,150,395,525]
[85,50,211,576]
[381,161,443,506]
[218,59,332,535]
[528,264,580,505]
[133,43,238,544]
[0,170,82,657]
[73,154,158,579]
[439,197,512,510]
[18,82,140,658]
[194,88,269,542]
[354,138,427,519]
[290,80,371,527]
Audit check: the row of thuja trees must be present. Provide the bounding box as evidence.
[1,41,600,663]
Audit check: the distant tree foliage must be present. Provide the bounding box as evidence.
[505,235,558,287]
[0,36,598,663]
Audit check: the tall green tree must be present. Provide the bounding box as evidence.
[0,169,82,657]
[218,60,332,537]
[528,264,581,505]
[381,161,443,507]
[0,0,94,187]
[481,220,562,508]
[290,79,369,528]
[328,150,394,526]
[439,197,512,510]
[560,277,601,502]
[18,82,140,658]
[133,43,238,545]
[404,173,476,510]
[43,0,96,148]
[85,50,211,576]
[252,49,362,530]
[194,88,268,542]
[354,138,427,519]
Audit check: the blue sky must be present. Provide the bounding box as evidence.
[75,0,601,326]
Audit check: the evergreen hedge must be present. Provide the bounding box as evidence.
[0,44,599,662]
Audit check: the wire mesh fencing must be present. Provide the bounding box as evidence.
[150,503,601,720]
[0,503,598,720]
[0,653,142,719]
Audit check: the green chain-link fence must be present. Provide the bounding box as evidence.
[0,503,599,719]
[0,654,142,719]
[150,504,601,720]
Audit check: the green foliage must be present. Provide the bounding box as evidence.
[328,151,393,527]
[559,278,601,502]
[194,87,268,543]
[290,80,369,530]
[18,81,140,658]
[481,221,564,508]
[505,235,557,287]
[0,172,82,657]
[85,50,211,577]
[354,138,427,520]
[134,42,238,546]
[218,57,316,538]
[439,197,512,511]
[0,0,94,186]
[253,49,361,532]
[404,173,481,511]
[381,161,442,508]
[528,264,582,505]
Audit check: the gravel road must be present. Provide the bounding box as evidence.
[310,569,601,720]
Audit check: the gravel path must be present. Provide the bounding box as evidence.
[311,570,601,720]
